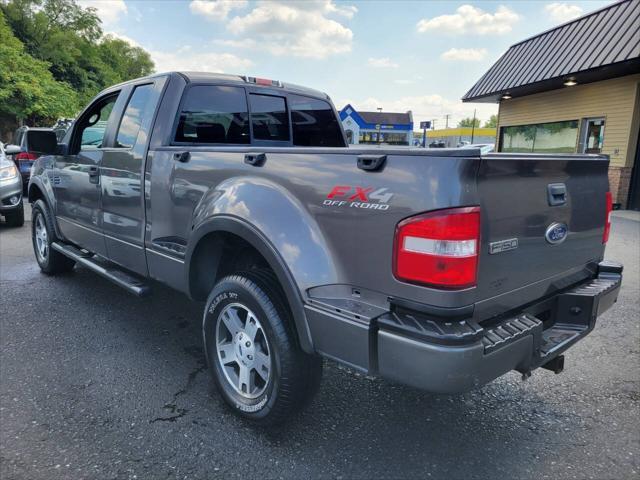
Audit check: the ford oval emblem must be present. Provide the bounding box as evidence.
[545,222,569,245]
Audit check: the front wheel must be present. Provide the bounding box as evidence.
[31,200,75,274]
[204,270,322,425]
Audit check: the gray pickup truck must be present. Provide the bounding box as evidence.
[26,72,622,424]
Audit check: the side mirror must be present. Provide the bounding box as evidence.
[56,143,69,155]
[24,129,58,155]
[4,144,21,155]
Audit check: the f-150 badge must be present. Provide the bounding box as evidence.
[323,185,393,210]
[489,238,519,254]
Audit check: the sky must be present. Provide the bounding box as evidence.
[81,0,612,127]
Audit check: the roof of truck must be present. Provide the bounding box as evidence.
[111,71,330,100]
[104,71,330,100]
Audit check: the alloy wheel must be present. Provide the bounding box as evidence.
[215,303,272,399]
[34,213,48,262]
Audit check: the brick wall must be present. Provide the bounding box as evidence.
[608,166,633,207]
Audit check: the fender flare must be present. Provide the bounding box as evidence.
[185,215,315,354]
[28,176,64,240]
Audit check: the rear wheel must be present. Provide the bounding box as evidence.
[31,200,75,274]
[204,270,322,425]
[4,202,24,227]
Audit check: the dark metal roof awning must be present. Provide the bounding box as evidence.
[462,0,640,103]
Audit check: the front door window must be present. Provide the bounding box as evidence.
[581,118,605,154]
[75,94,118,152]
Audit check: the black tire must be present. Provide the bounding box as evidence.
[4,202,24,227]
[31,199,75,274]
[204,269,322,425]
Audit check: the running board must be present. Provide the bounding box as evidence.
[51,242,151,297]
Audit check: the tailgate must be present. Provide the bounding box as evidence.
[475,153,609,303]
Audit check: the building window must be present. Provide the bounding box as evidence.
[359,132,376,144]
[500,120,579,153]
[379,132,408,145]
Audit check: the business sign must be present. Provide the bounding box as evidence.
[420,121,431,129]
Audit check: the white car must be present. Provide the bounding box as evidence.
[0,142,25,227]
[460,143,495,154]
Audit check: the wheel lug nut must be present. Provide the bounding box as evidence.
[245,341,251,347]
[247,354,253,360]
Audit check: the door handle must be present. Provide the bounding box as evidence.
[88,165,100,184]
[244,153,266,166]
[173,151,190,163]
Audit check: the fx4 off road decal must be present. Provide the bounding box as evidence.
[323,185,394,210]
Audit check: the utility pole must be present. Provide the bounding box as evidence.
[445,114,451,129]
[376,107,382,145]
[471,108,477,144]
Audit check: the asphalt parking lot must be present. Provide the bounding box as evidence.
[1,205,638,480]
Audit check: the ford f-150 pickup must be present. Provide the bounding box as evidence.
[25,72,622,424]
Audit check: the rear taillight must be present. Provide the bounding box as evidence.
[603,191,613,244]
[15,152,37,161]
[394,206,480,289]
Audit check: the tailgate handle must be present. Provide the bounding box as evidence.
[357,154,386,172]
[547,183,567,206]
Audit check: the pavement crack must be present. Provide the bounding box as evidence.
[150,347,207,424]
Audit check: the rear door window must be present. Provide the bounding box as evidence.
[289,95,345,147]
[249,94,289,142]
[115,84,154,149]
[175,85,250,144]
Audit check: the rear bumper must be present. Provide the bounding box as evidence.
[376,261,623,393]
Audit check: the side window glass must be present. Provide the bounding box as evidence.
[249,94,289,141]
[175,85,249,144]
[78,96,117,150]
[289,94,345,147]
[115,84,154,149]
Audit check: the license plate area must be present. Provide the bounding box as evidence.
[18,161,33,173]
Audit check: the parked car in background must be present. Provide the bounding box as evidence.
[460,143,496,154]
[7,126,51,192]
[0,142,24,227]
[52,118,75,142]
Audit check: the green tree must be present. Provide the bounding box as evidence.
[0,11,79,126]
[1,0,154,105]
[483,114,498,128]
[458,117,481,128]
[99,35,155,84]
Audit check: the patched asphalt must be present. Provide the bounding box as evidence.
[1,206,638,480]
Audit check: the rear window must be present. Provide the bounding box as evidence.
[175,85,249,144]
[289,95,345,147]
[249,94,289,142]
